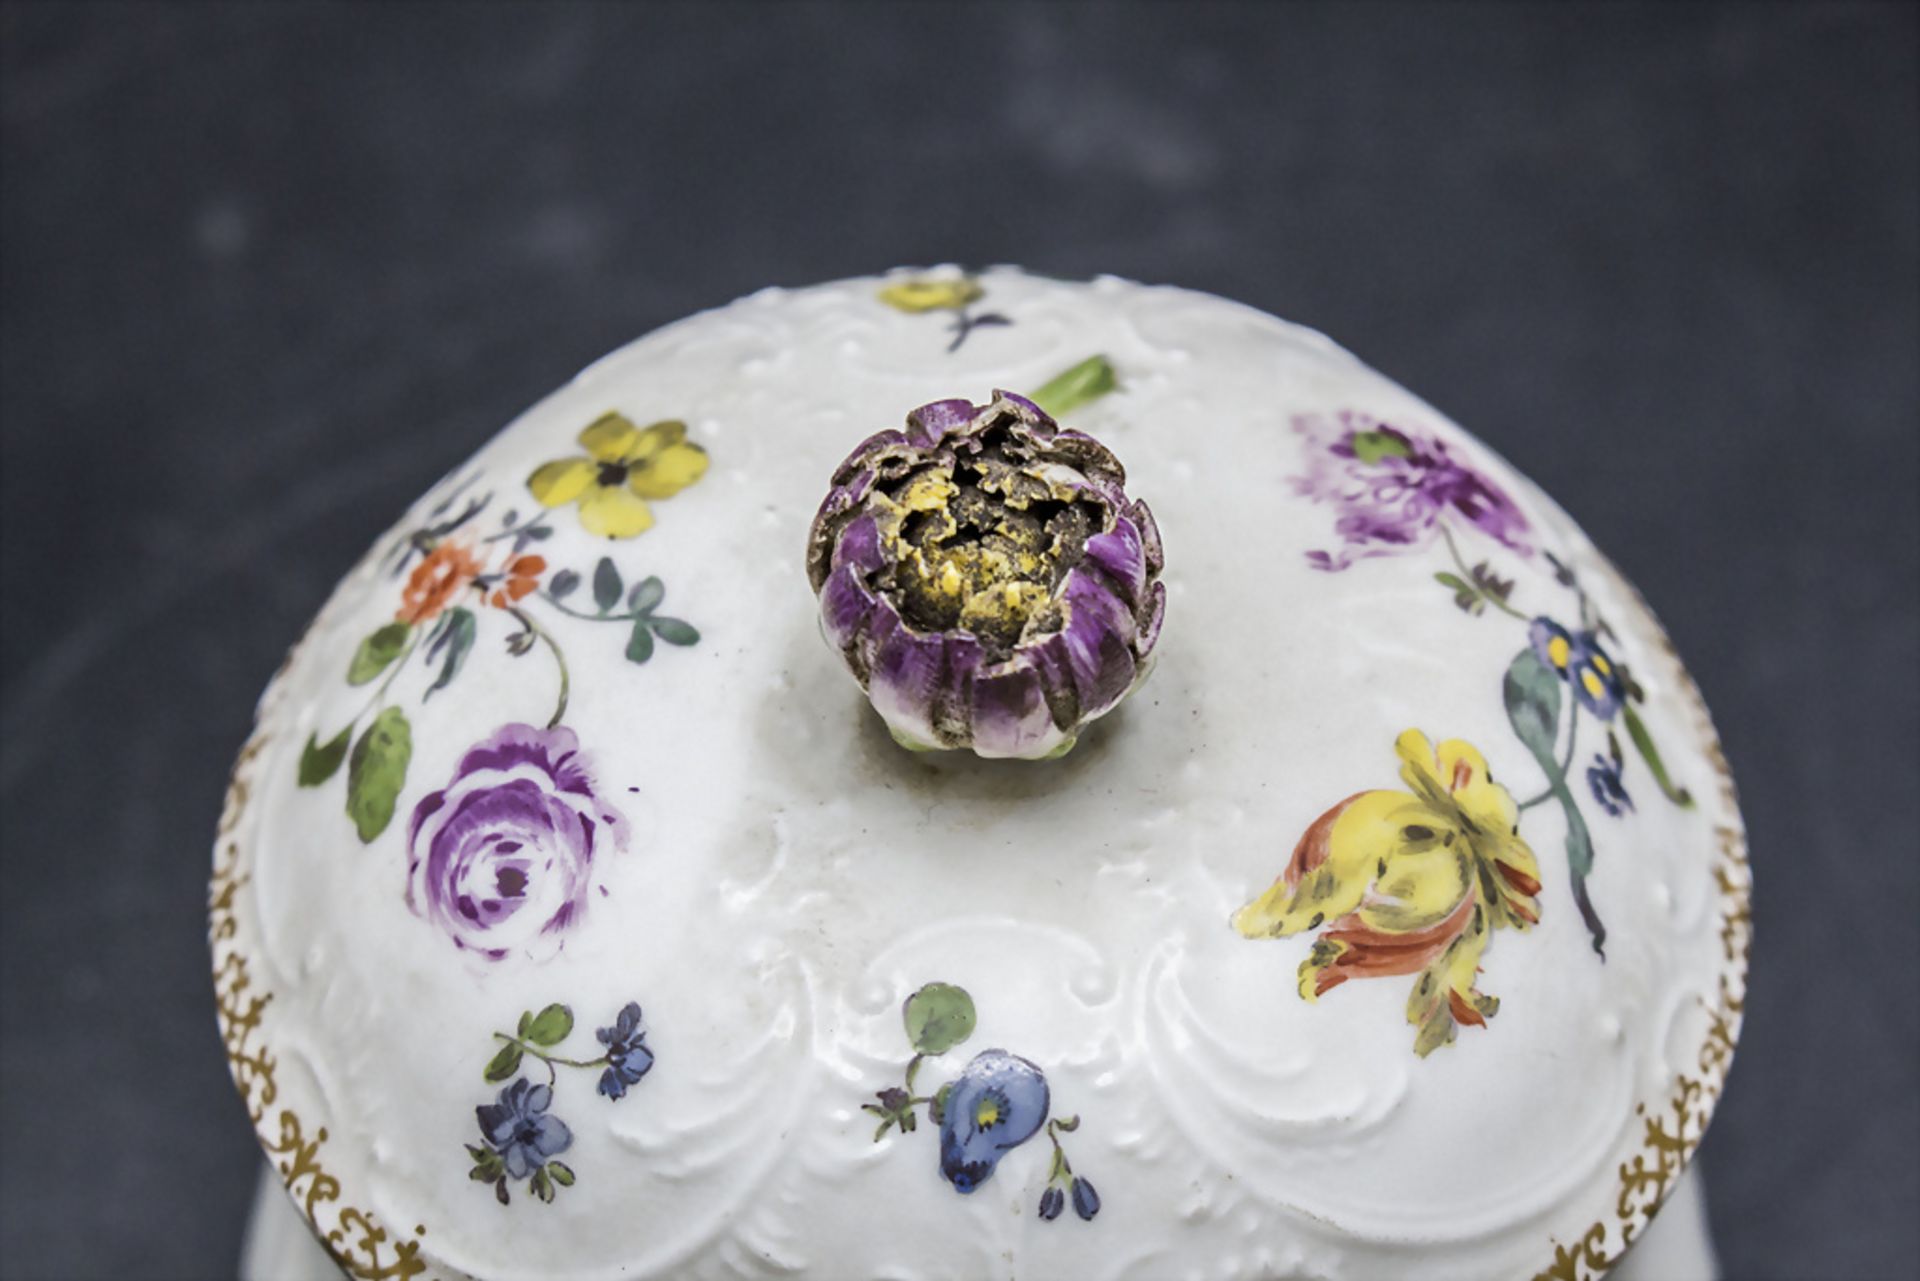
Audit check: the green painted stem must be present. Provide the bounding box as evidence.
[351,628,421,726]
[1031,355,1118,418]
[1439,525,1528,620]
[493,1032,607,1072]
[1623,702,1694,807]
[540,595,650,624]
[508,606,570,728]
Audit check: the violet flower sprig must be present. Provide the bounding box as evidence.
[806,392,1165,759]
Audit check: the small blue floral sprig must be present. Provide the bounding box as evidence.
[864,982,1100,1225]
[466,1000,654,1205]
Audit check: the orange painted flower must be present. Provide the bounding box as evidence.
[399,542,483,625]
[1233,730,1542,1056]
[488,555,547,609]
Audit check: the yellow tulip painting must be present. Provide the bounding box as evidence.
[1234,730,1543,1057]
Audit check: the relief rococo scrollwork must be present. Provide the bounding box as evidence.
[211,734,433,1281]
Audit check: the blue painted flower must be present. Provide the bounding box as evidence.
[1529,617,1626,721]
[476,1079,572,1180]
[1587,753,1634,817]
[1071,1176,1102,1221]
[595,1002,654,1100]
[1039,1185,1065,1220]
[938,1049,1050,1193]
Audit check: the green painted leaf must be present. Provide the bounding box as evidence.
[1502,650,1562,763]
[627,577,665,615]
[531,1165,554,1203]
[517,1010,533,1037]
[298,727,352,786]
[547,568,580,600]
[903,982,976,1055]
[1622,703,1694,807]
[347,622,412,685]
[593,557,623,613]
[1433,572,1472,593]
[1350,430,1414,464]
[930,1082,952,1126]
[345,707,411,842]
[483,1042,522,1082]
[423,607,476,701]
[650,617,699,647]
[524,1003,573,1046]
[625,620,655,664]
[547,1161,574,1187]
[1030,354,1117,418]
[1502,651,1605,953]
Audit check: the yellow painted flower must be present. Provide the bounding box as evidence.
[527,414,709,539]
[877,277,984,314]
[1233,730,1543,1056]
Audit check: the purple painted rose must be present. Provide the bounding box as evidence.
[805,392,1164,759]
[406,723,628,961]
[1293,411,1531,571]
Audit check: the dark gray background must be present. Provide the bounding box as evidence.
[2,3,1914,1278]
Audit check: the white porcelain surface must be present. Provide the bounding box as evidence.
[211,269,1749,1280]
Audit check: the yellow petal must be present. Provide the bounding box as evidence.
[878,278,984,314]
[1297,937,1348,1003]
[577,412,642,462]
[626,420,688,461]
[628,442,709,499]
[577,484,655,539]
[1232,790,1425,939]
[527,457,595,508]
[1476,828,1544,931]
[1354,845,1474,934]
[1407,904,1494,1057]
[1393,729,1445,805]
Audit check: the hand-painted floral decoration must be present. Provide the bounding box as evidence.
[864,983,1100,1223]
[1277,419,1696,963]
[878,273,1010,352]
[467,1001,653,1205]
[297,429,701,963]
[596,1001,655,1100]
[406,723,628,962]
[1235,730,1542,1056]
[1586,749,1633,818]
[806,379,1161,759]
[1292,410,1532,572]
[528,413,709,539]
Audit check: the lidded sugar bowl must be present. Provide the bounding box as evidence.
[212,268,1749,1280]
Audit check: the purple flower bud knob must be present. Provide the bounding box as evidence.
[807,392,1165,759]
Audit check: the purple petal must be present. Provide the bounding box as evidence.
[1061,571,1138,716]
[832,513,885,575]
[819,564,881,661]
[452,724,593,799]
[1129,499,1164,575]
[990,390,1055,429]
[968,661,1060,759]
[864,614,949,747]
[1081,516,1148,607]
[1137,580,1167,656]
[906,399,978,447]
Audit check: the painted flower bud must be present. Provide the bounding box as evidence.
[806,392,1165,759]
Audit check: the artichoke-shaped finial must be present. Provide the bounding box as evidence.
[806,392,1164,759]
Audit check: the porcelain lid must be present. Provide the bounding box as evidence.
[211,268,1749,1281]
